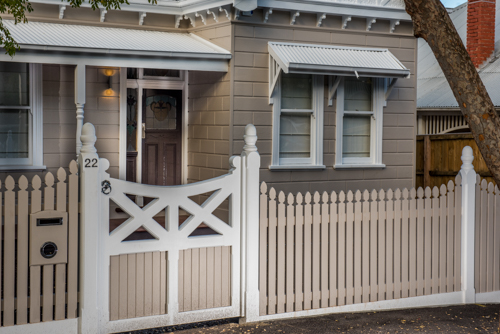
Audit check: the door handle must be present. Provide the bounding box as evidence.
[142,123,146,139]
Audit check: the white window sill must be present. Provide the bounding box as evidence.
[334,164,386,169]
[269,165,326,171]
[0,165,47,172]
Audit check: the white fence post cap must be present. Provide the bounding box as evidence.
[81,123,97,154]
[460,146,474,172]
[243,124,258,153]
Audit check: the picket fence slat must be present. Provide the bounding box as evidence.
[304,192,312,309]
[321,192,329,309]
[67,161,79,319]
[454,175,462,292]
[337,192,346,306]
[416,188,424,297]
[424,187,432,295]
[354,191,362,304]
[378,190,386,301]
[287,194,295,312]
[17,176,29,325]
[277,192,286,314]
[295,193,304,311]
[261,177,464,316]
[346,192,354,305]
[386,190,394,301]
[371,190,379,302]
[4,177,16,326]
[259,183,268,315]
[329,192,338,307]
[268,189,277,314]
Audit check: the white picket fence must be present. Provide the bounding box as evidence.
[259,179,462,316]
[1,124,499,334]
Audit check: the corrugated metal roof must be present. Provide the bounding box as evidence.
[269,42,410,78]
[3,20,231,57]
[418,0,500,108]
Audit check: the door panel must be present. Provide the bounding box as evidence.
[142,89,182,186]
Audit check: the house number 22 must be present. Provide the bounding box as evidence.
[84,158,98,168]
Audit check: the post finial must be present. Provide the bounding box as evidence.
[243,124,258,153]
[80,123,97,154]
[461,146,474,173]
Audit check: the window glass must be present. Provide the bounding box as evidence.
[145,95,177,130]
[143,69,180,78]
[281,74,312,110]
[279,114,311,158]
[342,115,371,158]
[0,109,30,158]
[344,77,372,111]
[0,62,29,106]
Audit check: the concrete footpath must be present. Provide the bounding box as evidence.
[120,303,500,334]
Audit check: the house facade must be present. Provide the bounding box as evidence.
[0,0,417,194]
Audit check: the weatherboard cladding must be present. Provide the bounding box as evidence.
[3,20,231,56]
[269,42,410,77]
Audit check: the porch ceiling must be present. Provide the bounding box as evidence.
[1,20,231,71]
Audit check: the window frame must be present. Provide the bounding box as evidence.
[334,76,385,169]
[0,63,44,170]
[271,73,324,169]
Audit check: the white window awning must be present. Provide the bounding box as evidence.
[268,42,410,78]
[0,20,231,72]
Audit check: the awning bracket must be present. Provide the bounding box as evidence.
[269,56,282,104]
[328,76,341,106]
[385,78,398,101]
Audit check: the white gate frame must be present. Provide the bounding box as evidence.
[78,123,260,334]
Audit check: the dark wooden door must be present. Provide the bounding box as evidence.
[142,89,182,186]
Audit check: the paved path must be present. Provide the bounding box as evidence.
[123,304,499,334]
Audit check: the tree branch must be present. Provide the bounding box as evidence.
[404,0,500,184]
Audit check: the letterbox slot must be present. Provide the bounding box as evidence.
[37,217,63,226]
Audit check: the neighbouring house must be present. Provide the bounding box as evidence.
[416,0,499,188]
[0,0,417,195]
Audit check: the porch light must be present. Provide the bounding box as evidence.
[104,68,114,96]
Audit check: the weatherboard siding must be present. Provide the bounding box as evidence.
[231,17,417,194]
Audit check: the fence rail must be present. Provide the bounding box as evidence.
[0,162,79,328]
[259,177,462,315]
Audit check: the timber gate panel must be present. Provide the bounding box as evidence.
[101,157,242,333]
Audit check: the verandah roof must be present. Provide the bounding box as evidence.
[0,20,231,71]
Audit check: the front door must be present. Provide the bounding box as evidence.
[142,89,182,186]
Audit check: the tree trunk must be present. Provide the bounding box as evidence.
[404,0,500,184]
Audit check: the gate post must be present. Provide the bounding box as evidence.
[459,146,476,304]
[240,124,261,322]
[78,123,106,333]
